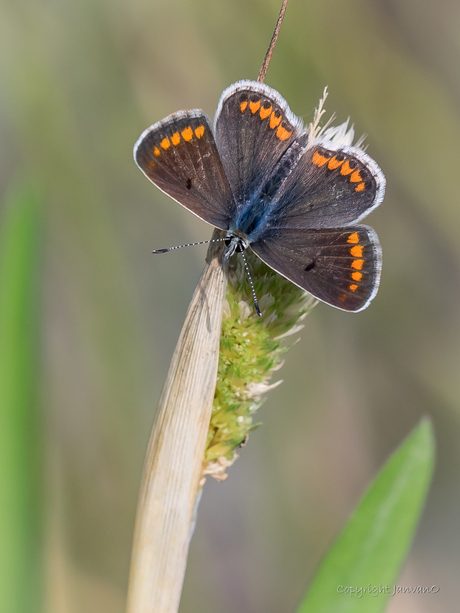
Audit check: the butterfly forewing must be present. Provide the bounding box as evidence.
[134,110,236,230]
[263,142,385,230]
[251,225,382,312]
[214,80,304,207]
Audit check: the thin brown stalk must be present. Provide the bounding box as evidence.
[257,0,290,83]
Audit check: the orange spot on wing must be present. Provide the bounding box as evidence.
[181,126,193,141]
[340,160,354,175]
[153,146,161,156]
[349,284,358,292]
[259,104,272,119]
[355,182,365,192]
[312,151,330,167]
[160,137,171,150]
[352,271,363,282]
[240,101,248,112]
[351,259,364,270]
[276,125,292,141]
[350,170,363,183]
[249,99,261,114]
[194,125,205,139]
[339,293,348,302]
[269,111,282,129]
[148,160,155,169]
[347,232,359,244]
[328,156,344,170]
[350,245,364,257]
[171,132,181,146]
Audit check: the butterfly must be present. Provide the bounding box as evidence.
[134,80,385,312]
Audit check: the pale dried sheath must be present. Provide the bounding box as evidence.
[126,231,227,613]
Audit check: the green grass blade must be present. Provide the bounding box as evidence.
[297,418,435,613]
[0,183,43,613]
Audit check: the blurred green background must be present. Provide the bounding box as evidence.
[0,0,459,611]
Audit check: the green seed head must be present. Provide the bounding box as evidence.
[202,249,316,481]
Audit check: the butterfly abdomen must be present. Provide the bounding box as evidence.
[231,135,309,239]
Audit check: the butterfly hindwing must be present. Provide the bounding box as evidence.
[251,225,382,312]
[262,141,385,230]
[134,110,236,230]
[214,80,304,207]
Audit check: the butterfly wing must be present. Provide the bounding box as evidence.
[134,110,236,230]
[214,80,304,207]
[251,225,382,312]
[262,141,385,230]
[248,137,385,311]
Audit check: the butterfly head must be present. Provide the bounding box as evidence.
[224,231,250,259]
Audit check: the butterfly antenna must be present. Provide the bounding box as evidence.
[152,238,227,254]
[257,0,290,84]
[241,251,262,317]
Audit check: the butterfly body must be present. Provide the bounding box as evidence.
[135,80,385,312]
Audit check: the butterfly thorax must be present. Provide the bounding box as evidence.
[231,200,267,239]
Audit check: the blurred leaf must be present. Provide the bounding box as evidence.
[0,182,43,613]
[297,418,435,613]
